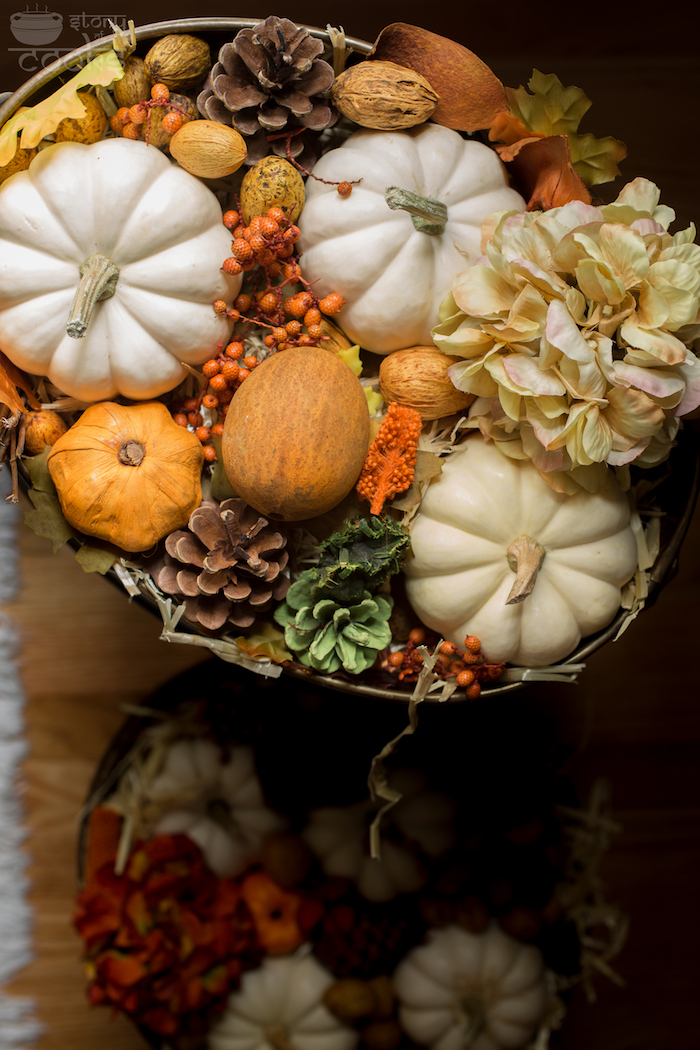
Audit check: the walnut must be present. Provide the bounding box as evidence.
[330,60,439,130]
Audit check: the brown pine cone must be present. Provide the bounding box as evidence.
[312,900,423,979]
[154,497,289,632]
[197,15,336,166]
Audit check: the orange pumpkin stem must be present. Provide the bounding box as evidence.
[117,439,146,467]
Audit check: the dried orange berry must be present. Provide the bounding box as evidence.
[337,181,353,197]
[456,669,476,688]
[237,367,251,382]
[187,411,204,427]
[183,397,201,412]
[202,394,219,410]
[150,82,170,102]
[259,216,279,236]
[221,359,240,381]
[195,425,211,442]
[259,292,280,314]
[464,635,481,653]
[202,359,221,377]
[173,413,188,427]
[161,111,183,134]
[202,444,217,462]
[388,651,404,667]
[465,681,482,700]
[243,355,258,370]
[209,373,228,392]
[222,257,243,276]
[306,324,323,340]
[128,102,148,124]
[232,238,254,262]
[223,210,240,230]
[286,320,302,336]
[267,206,286,223]
[408,627,426,645]
[319,293,344,315]
[234,294,252,313]
[304,308,322,327]
[213,299,228,315]
[212,422,225,437]
[121,122,141,140]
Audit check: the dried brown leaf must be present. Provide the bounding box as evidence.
[0,350,40,415]
[368,23,507,132]
[506,135,592,212]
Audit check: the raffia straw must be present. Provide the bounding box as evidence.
[367,641,443,859]
[325,25,353,78]
[554,778,628,1001]
[114,561,283,678]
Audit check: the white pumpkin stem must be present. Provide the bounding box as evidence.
[67,253,120,338]
[265,1026,297,1050]
[505,534,546,605]
[384,186,447,235]
[459,993,487,1044]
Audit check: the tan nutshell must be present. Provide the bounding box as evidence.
[240,156,306,224]
[169,120,247,178]
[330,60,438,130]
[112,55,152,109]
[379,345,476,420]
[143,33,211,92]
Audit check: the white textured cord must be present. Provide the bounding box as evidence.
[0,467,42,1047]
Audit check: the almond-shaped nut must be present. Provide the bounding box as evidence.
[169,119,247,178]
[379,345,475,420]
[330,59,439,130]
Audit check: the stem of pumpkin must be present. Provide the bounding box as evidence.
[459,993,487,1044]
[505,535,546,605]
[118,440,145,467]
[384,186,448,235]
[67,253,120,338]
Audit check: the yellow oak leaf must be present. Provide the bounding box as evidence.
[0,50,124,166]
[568,131,628,187]
[507,70,592,138]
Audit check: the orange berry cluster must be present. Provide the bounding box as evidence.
[385,628,506,699]
[216,206,345,353]
[109,83,186,141]
[170,324,261,462]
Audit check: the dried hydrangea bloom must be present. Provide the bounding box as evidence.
[433,178,700,488]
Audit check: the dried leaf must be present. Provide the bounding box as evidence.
[568,132,628,187]
[506,135,592,212]
[369,22,507,132]
[75,543,117,575]
[23,488,73,552]
[489,109,542,147]
[390,449,443,512]
[0,350,40,414]
[234,622,292,664]
[0,51,124,166]
[507,70,591,138]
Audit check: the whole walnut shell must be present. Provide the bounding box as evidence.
[379,345,475,420]
[330,59,438,130]
[144,33,211,92]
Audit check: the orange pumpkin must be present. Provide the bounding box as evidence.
[239,869,305,955]
[47,400,204,552]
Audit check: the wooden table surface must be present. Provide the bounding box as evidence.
[2,8,700,1048]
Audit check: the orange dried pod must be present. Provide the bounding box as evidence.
[22,408,68,454]
[47,400,204,552]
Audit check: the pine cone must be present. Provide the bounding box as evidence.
[197,15,336,165]
[312,899,423,979]
[154,497,290,632]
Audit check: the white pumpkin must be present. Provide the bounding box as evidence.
[296,124,525,354]
[148,738,288,878]
[403,436,638,667]
[208,950,358,1050]
[301,769,456,903]
[0,137,240,401]
[393,924,549,1050]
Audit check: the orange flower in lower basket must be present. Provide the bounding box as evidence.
[240,869,306,955]
[74,833,260,1036]
[356,403,422,516]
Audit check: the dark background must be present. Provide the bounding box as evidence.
[2,3,700,1048]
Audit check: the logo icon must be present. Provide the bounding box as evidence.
[10,6,63,46]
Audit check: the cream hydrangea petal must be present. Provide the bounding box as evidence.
[611,176,663,218]
[619,320,688,364]
[612,361,686,407]
[599,221,650,286]
[447,352,500,396]
[525,400,567,451]
[545,299,595,363]
[451,263,515,317]
[557,357,608,400]
[648,274,699,330]
[510,256,569,298]
[635,280,670,329]
[607,436,652,465]
[575,257,627,305]
[520,422,567,473]
[502,353,567,395]
[650,257,700,296]
[675,350,700,415]
[605,386,665,443]
[432,316,495,358]
[550,222,602,273]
